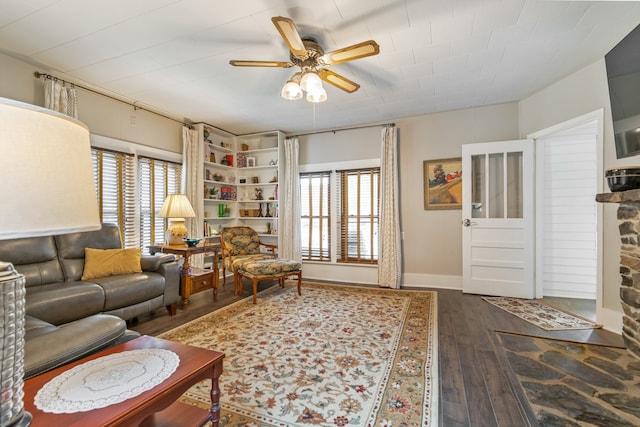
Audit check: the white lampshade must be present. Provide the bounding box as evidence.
[159,194,196,219]
[0,97,100,239]
[0,97,101,427]
[300,71,322,92]
[281,80,303,100]
[158,194,196,245]
[307,86,328,103]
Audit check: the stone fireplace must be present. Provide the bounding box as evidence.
[596,189,640,358]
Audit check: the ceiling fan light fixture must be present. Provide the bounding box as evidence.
[307,86,327,103]
[300,71,322,92]
[281,79,303,100]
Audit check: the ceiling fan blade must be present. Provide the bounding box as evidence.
[229,60,293,68]
[317,69,360,93]
[320,40,380,65]
[271,16,308,58]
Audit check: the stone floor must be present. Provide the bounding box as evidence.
[497,332,640,426]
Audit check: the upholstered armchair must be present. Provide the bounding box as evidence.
[219,226,277,294]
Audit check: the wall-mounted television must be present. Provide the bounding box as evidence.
[605,23,640,159]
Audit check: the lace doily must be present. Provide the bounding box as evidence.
[34,349,180,413]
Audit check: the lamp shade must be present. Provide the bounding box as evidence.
[0,97,101,427]
[158,194,196,245]
[158,194,196,219]
[0,97,100,239]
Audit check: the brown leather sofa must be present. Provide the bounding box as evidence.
[0,223,180,378]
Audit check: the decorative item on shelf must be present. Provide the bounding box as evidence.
[254,187,263,200]
[252,176,260,184]
[269,159,277,165]
[239,178,247,184]
[265,204,272,217]
[241,143,249,151]
[0,97,103,427]
[209,152,216,163]
[220,186,233,200]
[209,187,219,199]
[270,175,278,183]
[237,153,247,168]
[213,173,223,181]
[266,222,272,234]
[205,169,211,180]
[203,127,211,142]
[258,203,264,218]
[224,154,234,167]
[606,167,640,192]
[159,194,196,245]
[247,157,256,167]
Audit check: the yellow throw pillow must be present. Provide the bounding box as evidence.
[82,248,142,280]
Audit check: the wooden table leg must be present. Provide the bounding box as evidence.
[181,254,192,305]
[213,249,219,301]
[208,361,224,427]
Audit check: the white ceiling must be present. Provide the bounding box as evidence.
[1,0,640,135]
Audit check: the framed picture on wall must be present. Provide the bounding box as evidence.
[423,157,462,210]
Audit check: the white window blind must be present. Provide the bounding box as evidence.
[138,156,182,249]
[300,171,331,261]
[91,148,137,247]
[337,168,380,264]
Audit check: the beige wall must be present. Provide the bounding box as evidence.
[0,52,182,153]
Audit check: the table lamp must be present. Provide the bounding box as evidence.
[0,97,100,426]
[158,194,196,245]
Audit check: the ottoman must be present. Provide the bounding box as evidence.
[236,259,302,304]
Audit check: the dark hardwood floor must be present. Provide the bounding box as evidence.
[129,281,625,427]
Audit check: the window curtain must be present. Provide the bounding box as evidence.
[378,126,402,288]
[279,137,301,261]
[44,78,78,118]
[182,126,204,267]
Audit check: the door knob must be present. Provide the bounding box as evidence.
[462,219,471,227]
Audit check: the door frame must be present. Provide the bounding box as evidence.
[527,109,605,316]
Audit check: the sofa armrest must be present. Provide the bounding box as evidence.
[24,314,126,379]
[154,257,180,308]
[140,254,176,272]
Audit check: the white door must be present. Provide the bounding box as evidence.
[462,139,535,298]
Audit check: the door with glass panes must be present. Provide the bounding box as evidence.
[461,139,535,298]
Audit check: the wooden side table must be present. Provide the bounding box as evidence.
[149,243,220,305]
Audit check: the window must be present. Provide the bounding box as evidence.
[337,168,380,263]
[91,148,182,251]
[138,156,182,250]
[300,167,380,264]
[300,171,330,261]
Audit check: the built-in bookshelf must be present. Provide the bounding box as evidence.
[195,124,284,256]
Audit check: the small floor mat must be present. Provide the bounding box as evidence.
[482,296,601,331]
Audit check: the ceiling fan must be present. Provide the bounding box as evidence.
[229,16,380,102]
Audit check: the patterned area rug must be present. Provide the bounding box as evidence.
[482,297,601,331]
[159,282,438,427]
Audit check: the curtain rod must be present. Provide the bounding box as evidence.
[33,71,234,132]
[288,122,395,139]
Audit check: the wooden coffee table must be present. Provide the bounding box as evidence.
[23,335,224,427]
